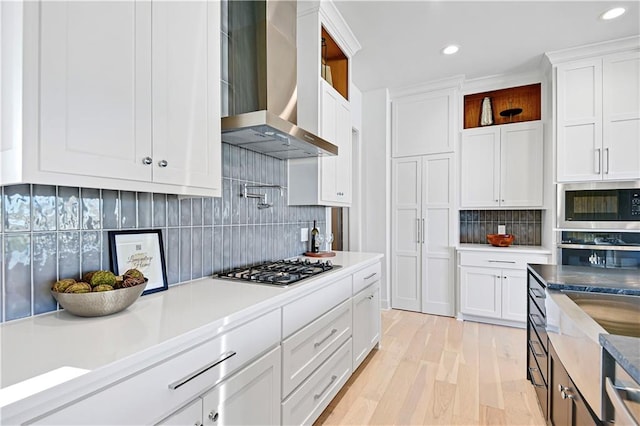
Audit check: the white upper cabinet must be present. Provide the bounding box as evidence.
[39,1,152,182]
[460,121,543,208]
[392,88,456,157]
[1,0,221,197]
[555,48,640,182]
[288,1,360,207]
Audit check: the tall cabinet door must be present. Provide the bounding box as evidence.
[500,122,543,207]
[603,51,640,181]
[556,58,603,182]
[152,0,221,190]
[421,154,454,316]
[391,157,422,312]
[39,1,152,181]
[320,84,339,202]
[460,127,500,207]
[335,99,352,203]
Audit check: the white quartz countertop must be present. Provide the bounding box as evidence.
[457,243,552,255]
[0,251,382,419]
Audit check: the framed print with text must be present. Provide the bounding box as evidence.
[109,229,168,295]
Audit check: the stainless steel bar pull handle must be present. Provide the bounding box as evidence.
[314,328,338,348]
[595,148,601,174]
[168,351,236,390]
[314,375,338,400]
[421,218,425,244]
[364,272,377,280]
[606,377,640,426]
[488,260,516,264]
[605,147,610,174]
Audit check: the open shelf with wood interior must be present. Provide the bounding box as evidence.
[321,26,349,101]
[463,83,541,129]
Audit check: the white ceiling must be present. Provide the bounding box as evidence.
[333,1,640,91]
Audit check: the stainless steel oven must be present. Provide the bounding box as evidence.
[558,231,640,269]
[558,181,640,230]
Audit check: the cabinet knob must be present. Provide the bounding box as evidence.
[142,156,153,165]
[158,160,168,168]
[208,411,219,422]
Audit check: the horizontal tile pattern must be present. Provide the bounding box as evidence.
[0,144,325,323]
[459,209,542,246]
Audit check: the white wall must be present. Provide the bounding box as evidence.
[360,88,391,308]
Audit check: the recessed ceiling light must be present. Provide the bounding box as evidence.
[601,7,626,20]
[442,45,459,55]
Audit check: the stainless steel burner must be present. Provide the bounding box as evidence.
[216,259,337,286]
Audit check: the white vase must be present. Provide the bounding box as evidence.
[480,97,493,126]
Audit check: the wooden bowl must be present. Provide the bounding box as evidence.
[486,234,515,247]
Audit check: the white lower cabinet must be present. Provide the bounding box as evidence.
[23,259,383,426]
[201,346,281,426]
[157,398,203,426]
[281,339,352,426]
[282,299,352,397]
[458,250,549,326]
[158,346,281,426]
[33,310,281,425]
[352,281,380,370]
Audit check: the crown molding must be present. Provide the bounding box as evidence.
[545,35,640,64]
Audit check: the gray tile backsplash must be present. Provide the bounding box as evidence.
[0,144,325,322]
[459,209,542,245]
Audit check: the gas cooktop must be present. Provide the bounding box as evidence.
[216,259,338,286]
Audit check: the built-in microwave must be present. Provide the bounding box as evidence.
[558,181,640,230]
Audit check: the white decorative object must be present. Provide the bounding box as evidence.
[480,96,494,126]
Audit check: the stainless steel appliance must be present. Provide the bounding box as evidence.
[217,259,337,286]
[558,181,640,230]
[558,231,640,269]
[220,0,338,159]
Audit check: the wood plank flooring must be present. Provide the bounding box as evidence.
[315,309,546,425]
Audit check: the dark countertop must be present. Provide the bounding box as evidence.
[527,264,640,296]
[600,334,640,384]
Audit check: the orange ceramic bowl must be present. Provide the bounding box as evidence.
[486,234,515,247]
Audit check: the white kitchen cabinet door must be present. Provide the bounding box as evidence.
[603,51,640,181]
[39,1,152,181]
[157,398,203,426]
[352,281,380,370]
[391,154,454,316]
[500,269,527,323]
[202,346,281,426]
[500,121,543,206]
[460,127,500,207]
[421,154,454,317]
[152,0,221,191]
[556,58,603,182]
[391,157,422,312]
[392,88,455,157]
[319,82,352,205]
[459,266,502,319]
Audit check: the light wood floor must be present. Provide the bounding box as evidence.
[315,309,546,426]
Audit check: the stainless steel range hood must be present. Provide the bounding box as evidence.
[221,0,338,159]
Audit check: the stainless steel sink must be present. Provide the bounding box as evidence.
[563,291,640,338]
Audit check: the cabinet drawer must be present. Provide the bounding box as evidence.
[282,275,351,338]
[528,317,548,384]
[33,310,281,425]
[353,262,381,294]
[459,251,549,269]
[527,346,548,419]
[282,299,352,398]
[282,339,352,426]
[528,299,548,354]
[528,272,546,316]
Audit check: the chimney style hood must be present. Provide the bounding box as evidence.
[221,0,338,159]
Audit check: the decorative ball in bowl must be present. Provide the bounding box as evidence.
[486,234,515,247]
[50,270,147,317]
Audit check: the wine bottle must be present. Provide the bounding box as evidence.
[311,221,319,253]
